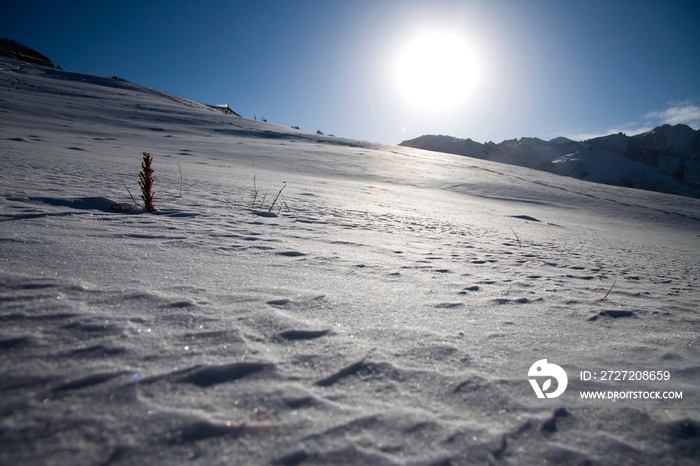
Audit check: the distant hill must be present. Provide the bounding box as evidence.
[400,124,700,198]
[0,38,54,68]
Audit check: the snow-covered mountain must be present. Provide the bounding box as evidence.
[401,125,700,198]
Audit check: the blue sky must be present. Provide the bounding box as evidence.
[2,0,699,144]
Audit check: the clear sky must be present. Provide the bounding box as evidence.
[2,0,699,144]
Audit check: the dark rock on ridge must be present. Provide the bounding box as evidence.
[0,38,54,68]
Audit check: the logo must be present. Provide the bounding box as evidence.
[528,359,568,398]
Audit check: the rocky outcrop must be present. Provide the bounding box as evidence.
[206,104,241,117]
[0,38,54,68]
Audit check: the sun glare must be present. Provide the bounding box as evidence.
[397,33,478,111]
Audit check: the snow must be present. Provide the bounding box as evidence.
[1,56,699,465]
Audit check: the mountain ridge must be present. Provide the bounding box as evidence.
[400,124,700,198]
[0,38,54,68]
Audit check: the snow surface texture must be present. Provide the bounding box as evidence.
[400,127,700,199]
[1,56,699,465]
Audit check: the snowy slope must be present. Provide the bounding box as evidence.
[401,126,700,198]
[1,56,699,465]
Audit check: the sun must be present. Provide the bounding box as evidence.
[396,33,479,110]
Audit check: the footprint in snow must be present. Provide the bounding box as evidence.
[278,251,307,257]
[588,310,637,321]
[267,298,291,306]
[510,215,540,222]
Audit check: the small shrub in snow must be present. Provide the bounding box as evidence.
[138,152,156,212]
[267,184,286,213]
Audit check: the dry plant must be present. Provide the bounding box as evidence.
[251,175,259,208]
[602,280,616,300]
[138,152,156,212]
[268,184,286,212]
[282,200,298,221]
[177,161,183,197]
[125,186,140,207]
[511,228,522,248]
[250,177,294,218]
